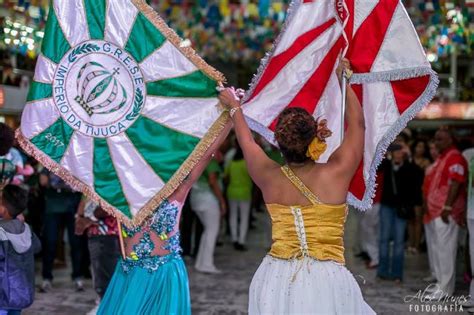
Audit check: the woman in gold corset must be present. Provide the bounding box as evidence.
[218,59,375,314]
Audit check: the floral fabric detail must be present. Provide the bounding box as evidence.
[120,199,182,273]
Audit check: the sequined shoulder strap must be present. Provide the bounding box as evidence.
[281,165,321,205]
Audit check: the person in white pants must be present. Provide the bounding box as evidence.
[428,217,460,297]
[423,129,467,299]
[462,148,474,310]
[228,201,251,248]
[423,220,439,282]
[359,203,380,268]
[422,141,439,283]
[191,158,226,274]
[225,145,253,250]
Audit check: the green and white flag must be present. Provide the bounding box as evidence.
[18,0,228,227]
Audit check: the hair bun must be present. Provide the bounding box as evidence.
[274,108,317,163]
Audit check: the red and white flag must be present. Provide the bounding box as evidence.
[242,0,438,210]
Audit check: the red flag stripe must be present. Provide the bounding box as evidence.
[269,36,344,130]
[391,75,430,114]
[346,0,399,73]
[348,83,365,199]
[247,18,337,102]
[349,161,366,200]
[351,84,363,105]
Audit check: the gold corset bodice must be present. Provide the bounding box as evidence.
[267,165,347,265]
[267,203,347,264]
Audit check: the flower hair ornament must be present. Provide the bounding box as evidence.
[306,119,333,161]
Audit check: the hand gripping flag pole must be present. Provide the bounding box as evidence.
[339,68,352,143]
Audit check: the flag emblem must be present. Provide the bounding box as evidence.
[53,40,145,138]
[17,0,227,227]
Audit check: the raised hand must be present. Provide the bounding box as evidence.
[336,58,352,83]
[218,87,241,109]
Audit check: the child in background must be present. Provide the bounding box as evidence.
[0,185,41,315]
[225,144,253,251]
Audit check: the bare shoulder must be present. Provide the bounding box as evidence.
[307,163,350,201]
[258,162,284,182]
[254,162,285,194]
[308,162,341,181]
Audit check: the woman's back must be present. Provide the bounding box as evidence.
[265,165,347,263]
[248,165,373,315]
[217,60,374,314]
[258,162,351,207]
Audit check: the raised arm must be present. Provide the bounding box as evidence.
[218,88,278,187]
[327,59,365,178]
[172,120,232,203]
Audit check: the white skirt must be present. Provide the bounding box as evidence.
[249,256,376,315]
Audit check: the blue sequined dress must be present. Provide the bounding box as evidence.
[97,200,190,315]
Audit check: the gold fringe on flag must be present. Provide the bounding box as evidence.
[16,110,230,228]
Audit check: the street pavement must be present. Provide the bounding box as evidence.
[24,210,470,315]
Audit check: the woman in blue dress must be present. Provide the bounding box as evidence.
[98,123,231,314]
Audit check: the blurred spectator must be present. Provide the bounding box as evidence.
[422,140,439,283]
[412,140,432,170]
[428,139,440,161]
[1,63,20,86]
[190,155,226,274]
[0,123,16,189]
[0,123,14,156]
[24,158,45,238]
[179,199,203,257]
[377,143,422,283]
[75,197,120,314]
[39,170,83,292]
[6,146,25,186]
[423,128,468,298]
[462,147,474,311]
[408,140,432,254]
[0,158,15,189]
[225,144,252,251]
[359,177,383,269]
[0,124,30,187]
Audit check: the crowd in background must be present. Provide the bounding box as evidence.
[181,133,282,274]
[1,50,32,87]
[356,126,474,308]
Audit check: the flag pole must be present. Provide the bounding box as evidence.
[340,75,347,144]
[339,0,350,144]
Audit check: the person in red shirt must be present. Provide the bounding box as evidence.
[423,128,467,298]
